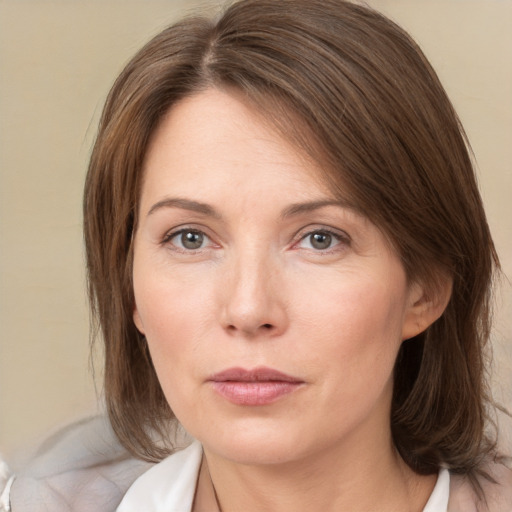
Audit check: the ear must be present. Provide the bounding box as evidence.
[401,275,453,341]
[133,306,145,335]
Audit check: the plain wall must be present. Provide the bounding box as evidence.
[1,0,511,465]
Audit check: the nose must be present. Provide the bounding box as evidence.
[219,250,289,338]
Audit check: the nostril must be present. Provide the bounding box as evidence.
[262,324,273,329]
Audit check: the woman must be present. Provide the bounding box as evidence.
[5,0,511,510]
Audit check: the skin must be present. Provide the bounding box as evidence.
[132,88,448,511]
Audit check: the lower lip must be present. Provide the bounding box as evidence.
[210,381,302,405]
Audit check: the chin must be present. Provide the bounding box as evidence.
[194,417,324,466]
[207,436,304,466]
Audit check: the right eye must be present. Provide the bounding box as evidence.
[164,229,210,251]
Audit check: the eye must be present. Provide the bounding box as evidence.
[165,229,210,250]
[308,232,334,250]
[296,229,348,251]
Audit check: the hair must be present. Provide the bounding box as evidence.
[84,0,500,483]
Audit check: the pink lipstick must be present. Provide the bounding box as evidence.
[208,367,304,406]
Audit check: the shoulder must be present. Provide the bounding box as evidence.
[8,416,153,512]
[449,461,512,512]
[0,456,14,512]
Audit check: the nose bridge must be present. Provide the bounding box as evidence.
[221,241,286,336]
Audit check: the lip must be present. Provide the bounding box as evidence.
[208,367,304,406]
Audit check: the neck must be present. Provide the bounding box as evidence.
[195,428,436,512]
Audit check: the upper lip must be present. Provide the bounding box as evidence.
[209,367,303,383]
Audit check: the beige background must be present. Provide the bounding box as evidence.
[0,0,511,466]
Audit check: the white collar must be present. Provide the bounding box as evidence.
[117,441,450,512]
[116,441,202,511]
[423,468,450,512]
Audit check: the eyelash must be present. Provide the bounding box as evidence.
[161,227,214,252]
[294,228,350,253]
[161,226,351,254]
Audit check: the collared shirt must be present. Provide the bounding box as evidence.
[117,441,450,512]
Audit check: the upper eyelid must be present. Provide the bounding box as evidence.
[290,227,352,255]
[161,226,214,247]
[162,224,211,238]
[159,224,351,249]
[161,228,217,254]
[294,225,351,242]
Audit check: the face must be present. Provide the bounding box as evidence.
[132,88,429,467]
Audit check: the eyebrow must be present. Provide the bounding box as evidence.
[147,198,222,218]
[147,197,354,220]
[281,199,353,218]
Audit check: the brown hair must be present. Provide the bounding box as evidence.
[84,0,500,480]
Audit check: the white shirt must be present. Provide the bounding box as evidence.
[0,456,13,512]
[117,441,450,512]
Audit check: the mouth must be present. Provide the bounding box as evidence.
[208,367,305,406]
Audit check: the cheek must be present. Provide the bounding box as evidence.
[134,252,214,332]
[135,282,209,356]
[134,286,206,421]
[295,270,407,388]
[132,263,219,398]
[299,269,406,343]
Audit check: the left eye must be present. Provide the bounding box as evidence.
[298,230,343,251]
[167,229,209,250]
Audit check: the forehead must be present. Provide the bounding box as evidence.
[139,88,339,210]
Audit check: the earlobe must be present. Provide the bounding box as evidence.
[401,276,453,340]
[133,307,145,335]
